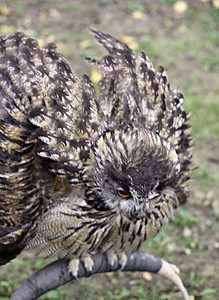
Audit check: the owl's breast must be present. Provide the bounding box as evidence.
[98,209,170,257]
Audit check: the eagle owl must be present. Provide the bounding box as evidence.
[0,30,192,280]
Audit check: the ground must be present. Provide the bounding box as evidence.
[0,0,218,299]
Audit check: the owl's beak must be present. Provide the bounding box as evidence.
[130,209,139,218]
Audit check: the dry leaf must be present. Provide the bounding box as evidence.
[213,0,219,8]
[23,17,32,27]
[0,5,10,16]
[90,69,101,83]
[142,272,152,281]
[46,35,56,43]
[177,25,188,33]
[132,11,145,20]
[183,227,192,237]
[37,39,46,47]
[184,248,191,255]
[121,36,138,50]
[39,12,47,21]
[173,1,188,14]
[49,9,61,18]
[80,40,92,49]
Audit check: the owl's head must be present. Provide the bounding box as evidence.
[83,30,192,219]
[90,126,180,219]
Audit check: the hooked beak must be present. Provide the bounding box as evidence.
[130,208,140,218]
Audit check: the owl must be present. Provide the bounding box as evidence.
[0,29,192,284]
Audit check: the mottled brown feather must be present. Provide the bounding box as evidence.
[0,30,193,269]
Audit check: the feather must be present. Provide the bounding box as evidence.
[0,31,193,274]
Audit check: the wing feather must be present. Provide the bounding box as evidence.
[0,32,97,263]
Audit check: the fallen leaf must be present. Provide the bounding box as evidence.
[177,25,188,33]
[39,11,47,21]
[213,0,219,8]
[23,17,32,27]
[46,34,56,43]
[80,39,92,49]
[37,38,46,47]
[132,10,145,20]
[49,9,61,18]
[0,5,10,16]
[142,272,152,281]
[183,227,192,237]
[121,35,138,50]
[173,1,188,14]
[184,248,191,255]
[90,69,101,83]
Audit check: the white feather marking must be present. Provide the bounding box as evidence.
[38,151,49,158]
[39,135,57,145]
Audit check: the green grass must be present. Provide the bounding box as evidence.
[0,0,218,299]
[59,2,81,12]
[172,210,199,228]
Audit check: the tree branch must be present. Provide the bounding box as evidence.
[10,251,162,300]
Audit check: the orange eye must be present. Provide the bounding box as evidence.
[117,189,131,198]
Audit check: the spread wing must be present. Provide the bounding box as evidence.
[0,32,97,264]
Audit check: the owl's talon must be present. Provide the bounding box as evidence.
[107,252,118,269]
[83,256,94,275]
[71,271,79,281]
[106,251,127,270]
[158,259,190,300]
[86,265,93,272]
[68,256,94,278]
[85,265,93,276]
[110,260,115,267]
[68,258,80,280]
[118,252,127,271]
[118,260,126,271]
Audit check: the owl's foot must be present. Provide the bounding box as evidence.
[107,251,127,270]
[83,256,94,274]
[68,256,94,279]
[158,259,190,300]
[68,258,80,279]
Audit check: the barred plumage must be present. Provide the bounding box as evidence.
[0,30,193,278]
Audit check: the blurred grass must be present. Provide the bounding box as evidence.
[0,0,218,299]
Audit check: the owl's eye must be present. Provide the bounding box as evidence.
[117,188,131,199]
